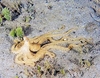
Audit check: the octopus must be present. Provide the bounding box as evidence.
[11,28,93,66]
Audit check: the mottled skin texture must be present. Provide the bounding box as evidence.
[11,28,93,66]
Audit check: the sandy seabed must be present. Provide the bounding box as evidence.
[0,0,100,78]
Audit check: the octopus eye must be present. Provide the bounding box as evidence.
[30,49,37,54]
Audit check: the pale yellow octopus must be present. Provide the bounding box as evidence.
[11,28,93,66]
